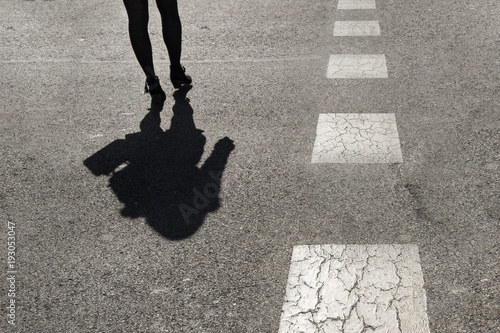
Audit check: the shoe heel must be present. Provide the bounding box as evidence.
[145,76,166,104]
[170,65,192,89]
[171,80,185,89]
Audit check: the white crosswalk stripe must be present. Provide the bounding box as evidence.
[333,21,381,36]
[337,0,377,10]
[293,1,428,331]
[278,244,431,333]
[311,113,403,163]
[327,54,388,79]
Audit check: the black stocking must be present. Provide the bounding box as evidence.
[123,0,183,82]
[123,0,156,81]
[156,0,182,67]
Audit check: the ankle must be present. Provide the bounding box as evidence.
[144,76,163,94]
[146,75,158,85]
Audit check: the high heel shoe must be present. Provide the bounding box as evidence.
[144,76,166,104]
[170,65,192,89]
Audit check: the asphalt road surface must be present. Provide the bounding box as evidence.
[1,0,499,332]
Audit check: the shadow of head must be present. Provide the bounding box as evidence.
[84,86,234,240]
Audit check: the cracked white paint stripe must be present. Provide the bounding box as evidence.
[334,21,381,36]
[327,54,388,79]
[278,244,430,333]
[338,0,376,10]
[311,113,403,164]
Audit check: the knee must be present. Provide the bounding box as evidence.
[124,1,150,26]
[156,0,179,17]
[128,12,150,31]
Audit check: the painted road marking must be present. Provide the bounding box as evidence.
[311,113,403,163]
[333,21,381,36]
[278,244,430,333]
[327,54,388,79]
[338,0,376,10]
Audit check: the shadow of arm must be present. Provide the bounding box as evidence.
[83,139,129,176]
[199,137,235,182]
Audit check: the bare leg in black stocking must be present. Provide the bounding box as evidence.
[123,0,157,81]
[156,0,191,88]
[123,0,191,97]
[156,0,182,67]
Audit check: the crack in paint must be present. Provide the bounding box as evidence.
[279,245,429,332]
[312,114,402,163]
[327,54,388,79]
[338,0,377,10]
[334,21,381,37]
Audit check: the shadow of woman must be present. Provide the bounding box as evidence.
[84,87,235,240]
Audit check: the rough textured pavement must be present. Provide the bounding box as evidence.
[1,0,499,332]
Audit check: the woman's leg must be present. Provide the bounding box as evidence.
[156,0,191,88]
[123,0,156,81]
[155,0,182,67]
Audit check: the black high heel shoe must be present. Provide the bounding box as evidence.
[170,65,192,89]
[144,76,166,104]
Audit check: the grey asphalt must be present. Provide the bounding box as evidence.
[1,0,499,332]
